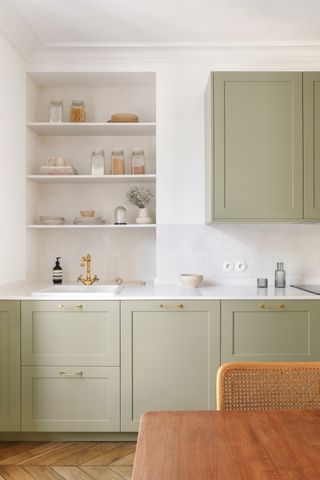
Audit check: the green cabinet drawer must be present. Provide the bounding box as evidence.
[21,366,120,432]
[121,300,220,432]
[0,301,20,432]
[221,300,320,363]
[22,301,120,366]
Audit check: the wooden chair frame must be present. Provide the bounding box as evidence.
[216,361,320,411]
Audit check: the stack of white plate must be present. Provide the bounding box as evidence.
[40,216,65,225]
[73,217,106,225]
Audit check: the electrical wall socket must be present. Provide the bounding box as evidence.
[223,261,234,272]
[236,261,247,272]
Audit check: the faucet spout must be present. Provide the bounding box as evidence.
[77,254,99,285]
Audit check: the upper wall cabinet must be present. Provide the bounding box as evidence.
[205,72,303,222]
[304,73,320,219]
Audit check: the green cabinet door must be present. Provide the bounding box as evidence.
[121,300,220,431]
[304,73,320,219]
[205,72,303,222]
[221,300,320,363]
[0,301,20,432]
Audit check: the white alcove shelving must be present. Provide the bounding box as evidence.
[26,71,156,281]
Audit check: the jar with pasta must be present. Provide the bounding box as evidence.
[111,149,125,175]
[70,100,86,122]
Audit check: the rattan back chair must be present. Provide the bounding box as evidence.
[216,362,320,411]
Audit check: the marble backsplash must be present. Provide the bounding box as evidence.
[156,223,320,285]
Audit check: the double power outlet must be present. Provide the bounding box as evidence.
[223,260,247,272]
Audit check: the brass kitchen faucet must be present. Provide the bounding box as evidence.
[78,254,99,285]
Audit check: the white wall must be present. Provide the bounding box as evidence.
[0,31,26,285]
[17,51,320,284]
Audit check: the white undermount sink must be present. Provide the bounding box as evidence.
[31,283,121,298]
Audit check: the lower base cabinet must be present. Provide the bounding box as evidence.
[21,300,120,432]
[0,301,20,432]
[21,366,120,432]
[121,300,220,432]
[221,300,320,363]
[4,298,320,434]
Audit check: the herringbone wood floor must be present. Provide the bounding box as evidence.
[0,441,136,479]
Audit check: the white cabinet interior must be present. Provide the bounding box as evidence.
[26,72,156,281]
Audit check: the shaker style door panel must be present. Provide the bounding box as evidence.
[207,72,303,221]
[0,301,20,432]
[121,300,220,432]
[304,73,320,219]
[221,300,320,363]
[21,366,120,432]
[22,301,120,366]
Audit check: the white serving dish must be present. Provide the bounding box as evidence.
[39,216,65,225]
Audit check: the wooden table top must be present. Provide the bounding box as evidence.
[132,410,320,480]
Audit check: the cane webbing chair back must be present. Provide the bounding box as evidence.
[216,362,320,411]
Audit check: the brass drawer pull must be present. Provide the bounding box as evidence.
[159,304,184,309]
[59,371,83,377]
[58,304,83,310]
[259,304,285,309]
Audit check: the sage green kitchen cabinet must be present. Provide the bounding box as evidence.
[205,72,303,222]
[221,300,320,363]
[21,300,120,432]
[22,300,119,366]
[0,301,20,432]
[21,366,120,432]
[304,73,320,219]
[121,300,220,432]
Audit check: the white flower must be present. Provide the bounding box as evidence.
[127,186,154,208]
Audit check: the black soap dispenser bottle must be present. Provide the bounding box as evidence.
[53,257,63,284]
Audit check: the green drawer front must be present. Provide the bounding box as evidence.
[221,300,320,363]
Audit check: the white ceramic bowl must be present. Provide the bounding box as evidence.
[179,274,204,288]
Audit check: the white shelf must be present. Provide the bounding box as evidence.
[27,224,156,230]
[27,174,156,184]
[27,122,156,136]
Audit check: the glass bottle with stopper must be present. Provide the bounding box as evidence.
[275,262,286,288]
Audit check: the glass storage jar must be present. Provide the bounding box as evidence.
[114,206,127,225]
[70,100,86,122]
[49,99,63,123]
[131,148,145,174]
[111,149,125,175]
[91,149,105,176]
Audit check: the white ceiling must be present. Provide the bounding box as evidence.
[7,0,320,45]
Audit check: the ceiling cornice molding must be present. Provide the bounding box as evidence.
[0,0,43,60]
[27,43,320,69]
[1,1,320,67]
[1,4,320,69]
[44,41,320,48]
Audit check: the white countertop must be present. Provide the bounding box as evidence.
[0,280,319,300]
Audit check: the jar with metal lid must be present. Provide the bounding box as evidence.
[70,100,86,122]
[111,149,125,175]
[131,148,145,174]
[91,149,105,176]
[49,99,63,123]
[114,206,127,225]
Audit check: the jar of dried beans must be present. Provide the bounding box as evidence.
[131,149,145,174]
